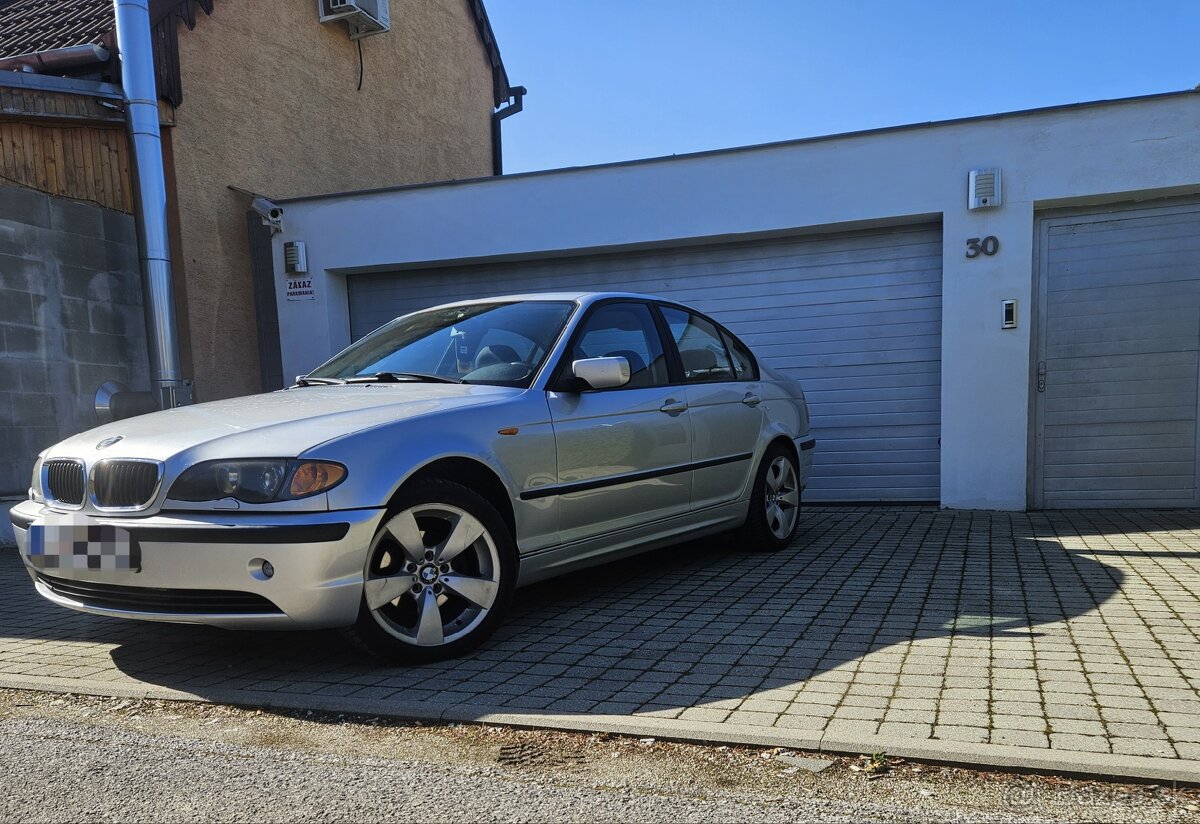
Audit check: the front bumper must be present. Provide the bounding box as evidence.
[9,500,384,630]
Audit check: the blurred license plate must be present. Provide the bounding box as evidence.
[25,515,141,572]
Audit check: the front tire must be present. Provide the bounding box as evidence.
[344,479,518,664]
[738,443,802,552]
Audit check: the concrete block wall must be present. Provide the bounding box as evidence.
[0,184,149,496]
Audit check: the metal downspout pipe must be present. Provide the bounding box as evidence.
[113,0,191,410]
[491,85,526,175]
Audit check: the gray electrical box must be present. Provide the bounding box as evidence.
[969,168,1002,209]
[284,241,308,274]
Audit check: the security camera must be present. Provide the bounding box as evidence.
[251,197,283,233]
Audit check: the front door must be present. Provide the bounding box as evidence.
[545,301,692,544]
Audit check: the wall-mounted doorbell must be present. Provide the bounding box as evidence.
[1001,299,1018,329]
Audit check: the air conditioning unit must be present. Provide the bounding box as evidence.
[318,0,390,39]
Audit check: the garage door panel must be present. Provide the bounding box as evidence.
[804,385,940,404]
[1044,473,1194,494]
[1047,321,1200,347]
[1045,336,1199,360]
[815,475,940,491]
[677,282,940,316]
[819,461,941,477]
[816,424,940,442]
[1044,460,1195,479]
[1044,404,1198,428]
[755,335,941,360]
[641,254,942,294]
[817,448,939,464]
[1049,376,1197,400]
[349,224,942,502]
[791,360,940,381]
[617,236,941,276]
[711,297,943,329]
[754,320,941,347]
[1048,287,1200,318]
[1048,214,1200,252]
[816,398,942,418]
[1048,263,1200,295]
[1044,390,1197,414]
[768,348,941,372]
[1046,351,1198,380]
[1050,306,1198,333]
[1043,446,1192,465]
[1043,490,1197,506]
[1044,417,1194,437]
[1036,202,1200,508]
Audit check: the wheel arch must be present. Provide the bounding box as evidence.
[769,433,800,466]
[399,456,517,541]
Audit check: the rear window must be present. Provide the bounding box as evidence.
[660,307,736,384]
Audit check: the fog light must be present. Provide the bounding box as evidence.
[249,558,275,581]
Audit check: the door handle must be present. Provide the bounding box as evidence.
[659,399,688,415]
[742,393,762,407]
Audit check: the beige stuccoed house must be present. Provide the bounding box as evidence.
[0,0,517,402]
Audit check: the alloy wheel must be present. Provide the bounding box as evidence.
[764,455,800,540]
[364,504,501,647]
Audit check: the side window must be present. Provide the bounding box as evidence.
[720,329,757,380]
[572,303,670,389]
[660,307,735,383]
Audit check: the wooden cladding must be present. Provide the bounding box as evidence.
[0,120,133,213]
[0,85,124,125]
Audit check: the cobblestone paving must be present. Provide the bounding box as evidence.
[2,507,1200,771]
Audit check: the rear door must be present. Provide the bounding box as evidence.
[659,305,762,509]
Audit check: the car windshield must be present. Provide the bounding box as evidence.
[306,300,576,388]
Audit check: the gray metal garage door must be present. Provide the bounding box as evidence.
[348,224,943,502]
[1034,201,1200,508]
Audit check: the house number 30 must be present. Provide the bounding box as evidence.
[965,236,1000,258]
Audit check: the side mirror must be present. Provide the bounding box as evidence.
[571,357,630,391]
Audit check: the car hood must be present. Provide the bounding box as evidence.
[47,383,521,463]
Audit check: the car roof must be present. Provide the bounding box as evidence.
[420,291,693,312]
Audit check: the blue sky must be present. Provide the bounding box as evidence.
[487,1,1200,174]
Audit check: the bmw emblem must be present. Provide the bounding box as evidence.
[96,435,124,450]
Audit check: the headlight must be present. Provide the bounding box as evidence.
[168,459,346,503]
[29,454,44,502]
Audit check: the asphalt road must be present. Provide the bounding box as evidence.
[0,692,1195,823]
[0,717,948,823]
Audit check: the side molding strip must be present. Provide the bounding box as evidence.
[520,452,754,501]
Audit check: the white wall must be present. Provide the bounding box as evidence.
[272,92,1200,510]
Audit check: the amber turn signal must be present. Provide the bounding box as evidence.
[288,461,347,498]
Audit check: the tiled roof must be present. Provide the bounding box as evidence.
[0,0,113,59]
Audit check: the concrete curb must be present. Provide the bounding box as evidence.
[2,673,1196,785]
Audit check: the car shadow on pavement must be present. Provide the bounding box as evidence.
[1,507,1174,722]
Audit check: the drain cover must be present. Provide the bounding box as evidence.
[497,742,586,769]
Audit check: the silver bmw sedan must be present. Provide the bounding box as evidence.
[11,293,815,663]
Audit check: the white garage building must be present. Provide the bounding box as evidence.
[258,91,1200,511]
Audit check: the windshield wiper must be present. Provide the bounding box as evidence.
[293,376,346,387]
[346,371,461,385]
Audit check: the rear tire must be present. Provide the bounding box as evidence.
[738,443,802,552]
[343,479,518,664]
